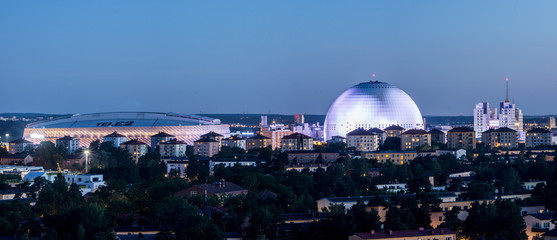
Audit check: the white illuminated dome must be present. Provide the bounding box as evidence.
[324,81,424,140]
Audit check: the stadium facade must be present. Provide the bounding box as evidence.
[23,112,230,147]
[324,81,424,140]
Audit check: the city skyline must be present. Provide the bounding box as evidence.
[2,1,557,115]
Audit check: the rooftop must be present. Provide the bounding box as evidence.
[528,128,551,134]
[104,131,126,138]
[402,129,429,135]
[121,139,148,145]
[282,132,313,139]
[9,138,32,144]
[191,181,247,194]
[429,129,445,134]
[56,136,77,141]
[151,132,175,138]
[384,125,405,131]
[448,126,474,133]
[201,131,224,138]
[353,228,454,239]
[368,128,385,134]
[347,128,376,136]
[249,134,270,140]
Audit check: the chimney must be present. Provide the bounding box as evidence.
[370,230,375,235]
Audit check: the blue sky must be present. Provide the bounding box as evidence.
[1,1,556,115]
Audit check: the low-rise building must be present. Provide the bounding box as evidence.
[401,129,431,150]
[384,125,405,138]
[8,139,33,154]
[482,127,517,149]
[362,151,418,164]
[523,212,555,240]
[120,139,148,163]
[346,128,379,152]
[286,163,334,172]
[328,136,346,144]
[159,139,187,157]
[0,154,33,165]
[103,132,127,147]
[526,128,552,148]
[209,159,264,172]
[165,158,189,177]
[281,133,313,152]
[175,181,248,198]
[246,134,271,150]
[349,228,456,240]
[221,136,247,150]
[287,151,339,163]
[447,127,476,150]
[435,149,467,160]
[56,136,80,153]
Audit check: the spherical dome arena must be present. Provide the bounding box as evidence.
[324,81,424,140]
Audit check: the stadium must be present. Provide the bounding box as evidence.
[324,81,424,140]
[23,112,230,147]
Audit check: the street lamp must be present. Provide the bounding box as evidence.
[5,134,9,143]
[84,150,90,173]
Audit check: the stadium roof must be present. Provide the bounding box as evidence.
[26,112,221,129]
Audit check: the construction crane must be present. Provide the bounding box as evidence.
[57,163,62,173]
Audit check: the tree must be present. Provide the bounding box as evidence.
[463,200,526,240]
[439,206,462,231]
[347,202,381,232]
[381,137,401,151]
[499,167,522,194]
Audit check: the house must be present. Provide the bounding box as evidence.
[523,212,555,240]
[542,229,557,240]
[349,228,456,240]
[175,181,248,198]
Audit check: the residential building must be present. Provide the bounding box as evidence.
[349,229,456,240]
[474,102,499,138]
[346,128,379,152]
[401,129,431,150]
[368,128,386,144]
[286,163,334,172]
[194,138,220,158]
[0,154,33,165]
[447,127,476,150]
[165,158,189,177]
[209,159,264,172]
[246,134,271,150]
[435,149,466,160]
[200,131,224,150]
[159,139,187,157]
[56,136,80,153]
[8,139,33,154]
[523,212,555,240]
[526,128,552,148]
[120,139,148,163]
[481,127,518,149]
[362,151,417,164]
[150,132,176,150]
[281,133,313,152]
[287,151,339,163]
[329,136,346,144]
[103,131,127,147]
[429,129,446,145]
[384,125,405,138]
[175,181,248,198]
[221,136,247,150]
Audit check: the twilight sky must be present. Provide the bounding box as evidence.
[1,1,556,116]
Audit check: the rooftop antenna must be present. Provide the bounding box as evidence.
[505,77,510,103]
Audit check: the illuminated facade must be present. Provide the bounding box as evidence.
[526,128,552,148]
[447,127,476,150]
[23,112,230,147]
[120,139,148,163]
[280,133,314,152]
[474,102,499,138]
[324,81,423,140]
[481,127,517,150]
[400,129,431,150]
[346,128,379,152]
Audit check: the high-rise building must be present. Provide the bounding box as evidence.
[474,102,498,138]
[549,117,555,129]
[499,78,523,132]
